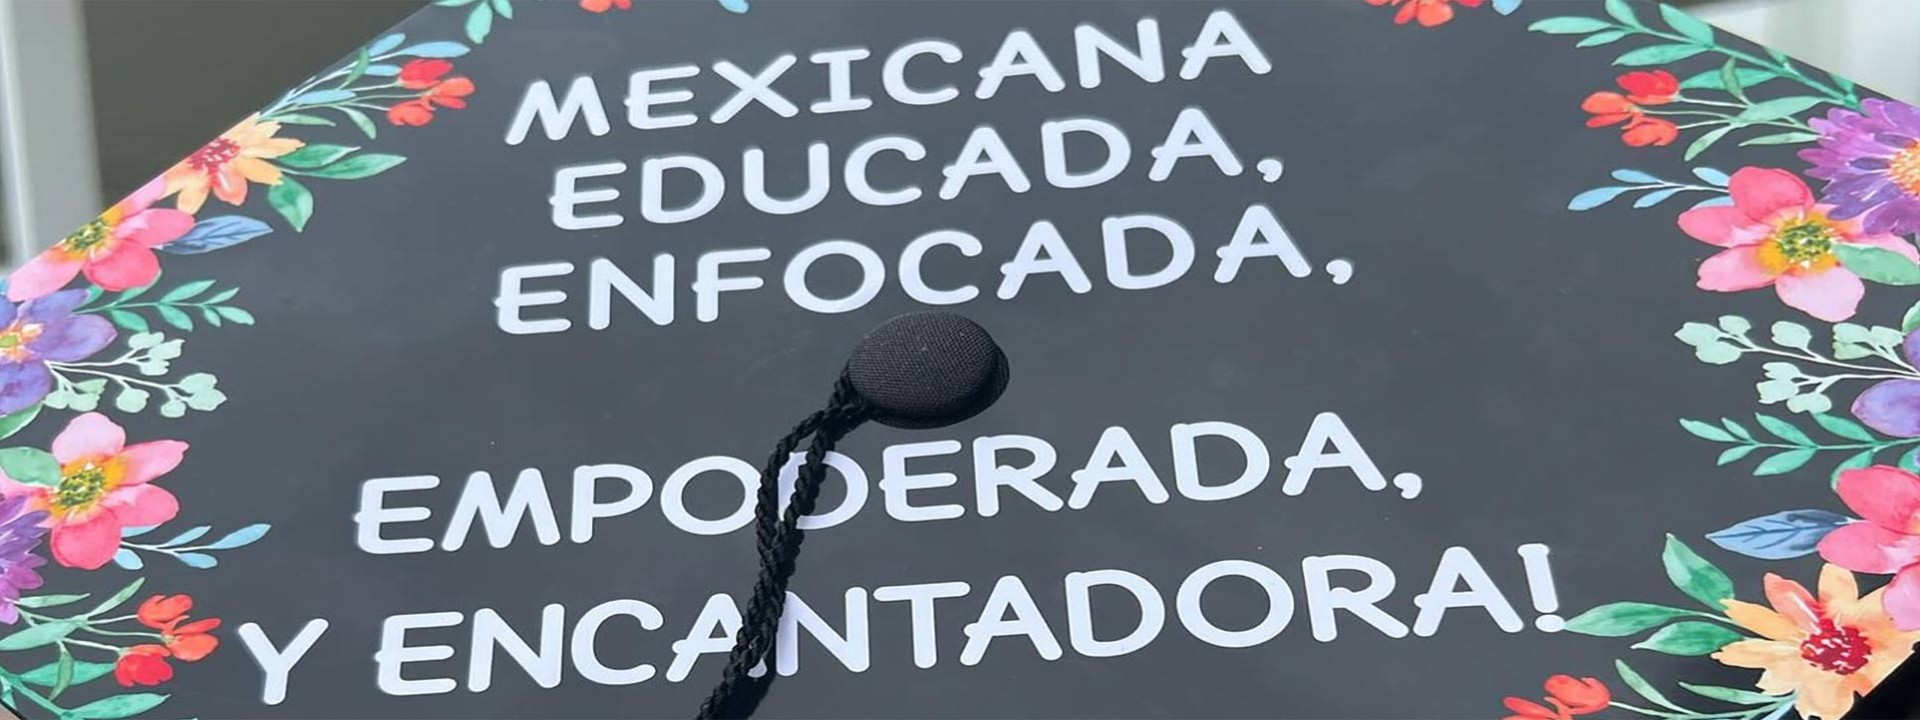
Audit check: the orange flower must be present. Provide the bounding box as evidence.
[426,77,475,110]
[1503,675,1610,720]
[1714,565,1920,720]
[1362,0,1486,27]
[162,114,304,214]
[114,645,172,687]
[388,101,435,127]
[398,59,454,90]
[581,0,633,11]
[1583,71,1683,147]
[137,594,221,662]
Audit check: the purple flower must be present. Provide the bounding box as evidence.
[1855,331,1920,436]
[0,289,115,415]
[1800,98,1920,237]
[0,495,49,625]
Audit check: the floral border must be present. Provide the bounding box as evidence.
[0,1,741,717]
[1367,1,1920,719]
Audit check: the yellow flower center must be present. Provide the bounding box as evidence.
[0,321,42,362]
[1800,619,1871,675]
[57,215,115,257]
[1758,216,1840,275]
[1893,141,1920,197]
[51,456,125,516]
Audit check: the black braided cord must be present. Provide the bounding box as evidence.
[694,376,871,720]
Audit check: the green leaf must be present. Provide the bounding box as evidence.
[70,692,169,719]
[52,645,74,698]
[1836,243,1920,285]
[14,593,87,609]
[0,620,76,650]
[1681,67,1779,91]
[337,107,378,139]
[1614,659,1688,712]
[1902,301,1920,332]
[465,3,494,43]
[276,144,358,170]
[0,404,42,441]
[1659,4,1716,44]
[298,154,405,180]
[1835,450,1877,486]
[107,309,149,333]
[1604,0,1637,25]
[1576,30,1628,47]
[18,659,113,687]
[1528,17,1615,34]
[216,306,257,325]
[1717,316,1751,334]
[491,0,514,19]
[1740,132,1821,147]
[1721,418,1755,442]
[268,113,335,127]
[1615,44,1709,66]
[0,447,60,486]
[1754,448,1818,476]
[87,578,144,616]
[342,48,371,87]
[1679,683,1778,705]
[1814,414,1877,441]
[1679,419,1736,443]
[1675,322,1724,346]
[1663,534,1735,609]
[268,177,315,231]
[1770,321,1812,349]
[1755,414,1813,445]
[155,305,193,331]
[1685,125,1736,162]
[1562,601,1697,637]
[1719,59,1750,104]
[1632,620,1745,655]
[1717,446,1758,466]
[1738,96,1826,122]
[160,279,215,302]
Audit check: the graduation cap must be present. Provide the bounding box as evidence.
[5,0,1920,717]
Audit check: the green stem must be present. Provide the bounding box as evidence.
[0,667,71,718]
[1629,25,1856,108]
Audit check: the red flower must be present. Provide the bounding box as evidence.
[1503,675,1611,720]
[137,594,221,662]
[114,645,173,687]
[1583,71,1684,147]
[581,0,633,11]
[388,100,436,127]
[426,77,475,110]
[398,59,454,90]
[1362,0,1485,27]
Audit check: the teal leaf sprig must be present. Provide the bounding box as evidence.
[1676,317,1920,416]
[114,523,272,570]
[1570,168,1731,211]
[78,276,254,333]
[1677,412,1914,479]
[43,332,226,417]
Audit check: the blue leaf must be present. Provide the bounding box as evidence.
[112,549,144,570]
[160,215,272,255]
[1707,510,1852,560]
[398,41,470,58]
[367,33,406,55]
[162,526,211,547]
[176,553,218,569]
[716,0,749,12]
[119,525,156,538]
[1569,186,1630,211]
[291,89,356,105]
[1691,196,1735,209]
[364,64,401,77]
[206,524,271,550]
[1693,167,1731,186]
[1633,188,1684,208]
[1491,0,1522,13]
[1610,169,1662,184]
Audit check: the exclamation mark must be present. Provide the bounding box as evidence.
[1518,543,1563,632]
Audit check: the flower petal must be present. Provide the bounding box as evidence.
[102,484,177,527]
[28,314,115,362]
[118,176,168,215]
[116,209,194,248]
[49,512,123,570]
[1730,167,1815,223]
[80,245,161,292]
[1763,573,1822,633]
[4,253,84,302]
[1678,206,1761,247]
[1817,563,1863,607]
[1775,269,1864,322]
[1723,599,1803,641]
[51,412,125,463]
[1845,234,1920,262]
[1837,466,1920,532]
[1888,566,1920,632]
[1819,522,1920,574]
[1852,381,1920,437]
[117,440,187,486]
[1697,246,1777,292]
[19,289,89,323]
[0,363,53,417]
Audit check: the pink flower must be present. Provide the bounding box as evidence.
[6,177,193,302]
[1819,466,1920,630]
[0,413,186,570]
[1678,167,1919,322]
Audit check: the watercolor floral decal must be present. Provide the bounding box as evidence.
[1382,0,1920,716]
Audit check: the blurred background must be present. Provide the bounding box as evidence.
[0,0,1914,272]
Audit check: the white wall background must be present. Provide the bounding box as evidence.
[1690,0,1920,103]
